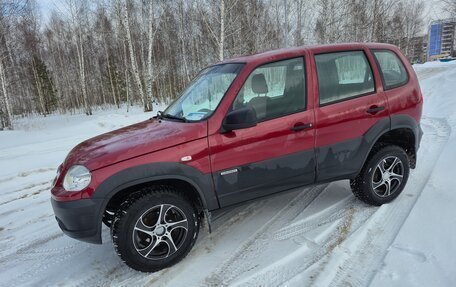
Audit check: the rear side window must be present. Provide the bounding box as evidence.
[315,51,375,105]
[373,50,408,90]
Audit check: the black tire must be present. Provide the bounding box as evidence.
[111,186,199,272]
[350,145,410,206]
[102,210,115,227]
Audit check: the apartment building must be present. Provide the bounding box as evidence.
[428,18,456,61]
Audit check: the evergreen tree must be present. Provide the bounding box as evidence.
[31,55,58,115]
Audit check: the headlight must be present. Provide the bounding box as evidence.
[63,165,92,191]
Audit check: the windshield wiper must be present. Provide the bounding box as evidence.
[156,111,187,122]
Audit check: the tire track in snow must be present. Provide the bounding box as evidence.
[202,184,329,286]
[0,234,87,287]
[208,200,269,241]
[0,183,51,207]
[273,197,359,241]
[3,180,52,196]
[67,261,126,287]
[0,233,64,264]
[236,204,376,286]
[0,167,55,185]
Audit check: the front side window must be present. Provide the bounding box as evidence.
[231,58,305,121]
[373,50,408,90]
[164,63,243,121]
[315,51,375,105]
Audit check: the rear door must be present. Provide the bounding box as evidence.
[208,57,316,207]
[312,49,390,181]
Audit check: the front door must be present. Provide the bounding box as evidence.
[208,57,316,207]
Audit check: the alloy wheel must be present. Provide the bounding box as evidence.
[132,204,188,260]
[372,156,404,197]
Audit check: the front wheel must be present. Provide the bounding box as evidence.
[111,186,199,272]
[351,145,410,206]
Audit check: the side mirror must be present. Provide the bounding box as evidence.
[222,107,257,133]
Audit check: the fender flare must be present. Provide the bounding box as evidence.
[390,114,422,152]
[357,114,421,175]
[92,162,219,243]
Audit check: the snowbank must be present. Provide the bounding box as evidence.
[371,61,456,286]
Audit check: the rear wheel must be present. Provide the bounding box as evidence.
[351,145,410,206]
[111,186,199,272]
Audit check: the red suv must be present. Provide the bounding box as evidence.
[51,43,423,272]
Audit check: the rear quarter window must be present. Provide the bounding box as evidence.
[372,50,408,90]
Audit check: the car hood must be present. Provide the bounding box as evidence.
[63,118,208,171]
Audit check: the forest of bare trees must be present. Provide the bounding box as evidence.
[0,0,427,130]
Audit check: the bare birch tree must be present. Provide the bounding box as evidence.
[441,0,456,16]
[147,0,155,106]
[200,0,237,61]
[0,0,28,129]
[0,58,12,129]
[65,0,92,115]
[121,0,149,112]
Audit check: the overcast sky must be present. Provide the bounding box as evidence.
[426,0,450,21]
[38,0,449,36]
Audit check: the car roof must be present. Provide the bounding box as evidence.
[220,42,398,64]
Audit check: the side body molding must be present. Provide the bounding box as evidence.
[316,115,423,182]
[316,117,391,182]
[316,114,421,183]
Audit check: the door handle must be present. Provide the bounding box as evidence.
[291,123,313,132]
[367,105,385,115]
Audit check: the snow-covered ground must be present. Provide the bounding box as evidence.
[0,61,455,287]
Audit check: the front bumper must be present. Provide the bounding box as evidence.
[51,197,104,244]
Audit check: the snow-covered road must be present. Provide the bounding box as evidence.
[0,62,455,287]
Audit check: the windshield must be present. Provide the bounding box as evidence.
[163,63,244,121]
